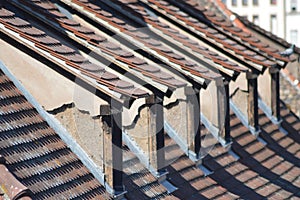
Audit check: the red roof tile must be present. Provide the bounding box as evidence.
[145,0,290,67]
[235,14,300,55]
[15,0,187,90]
[0,156,32,200]
[109,0,247,75]
[0,1,299,199]
[0,70,111,199]
[62,0,222,82]
[0,7,149,99]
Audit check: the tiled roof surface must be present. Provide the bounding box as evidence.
[0,155,32,200]
[106,0,247,75]
[165,0,294,63]
[164,132,240,199]
[227,110,300,199]
[58,0,223,82]
[123,145,174,199]
[0,69,111,199]
[0,0,299,199]
[141,0,286,69]
[16,0,187,90]
[164,116,300,199]
[0,7,149,99]
[235,14,300,55]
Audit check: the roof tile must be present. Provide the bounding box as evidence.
[0,70,111,199]
[0,160,31,200]
[0,7,149,98]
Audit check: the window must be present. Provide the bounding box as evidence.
[242,0,248,5]
[253,15,259,25]
[270,0,277,5]
[222,0,227,3]
[242,15,248,19]
[270,15,277,34]
[290,30,298,44]
[291,0,297,11]
[232,0,237,6]
[253,0,258,5]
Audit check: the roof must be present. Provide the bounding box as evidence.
[0,6,150,105]
[171,0,295,62]
[139,0,287,70]
[11,0,222,88]
[0,68,111,199]
[104,0,247,76]
[235,14,300,55]
[0,155,32,200]
[0,0,299,199]
[211,0,300,114]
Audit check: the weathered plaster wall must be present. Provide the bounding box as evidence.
[0,38,107,115]
[125,106,150,155]
[164,100,188,144]
[258,69,272,108]
[0,39,74,110]
[52,105,104,170]
[230,73,249,120]
[201,81,220,128]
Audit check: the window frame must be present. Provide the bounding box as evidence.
[252,15,259,25]
[290,29,298,44]
[270,14,277,34]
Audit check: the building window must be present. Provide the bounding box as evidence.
[232,0,237,6]
[291,0,297,11]
[270,15,277,34]
[253,0,258,5]
[270,0,277,5]
[242,15,248,19]
[222,0,227,3]
[290,30,298,44]
[253,15,259,25]
[242,0,248,5]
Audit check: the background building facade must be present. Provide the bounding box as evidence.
[286,0,300,46]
